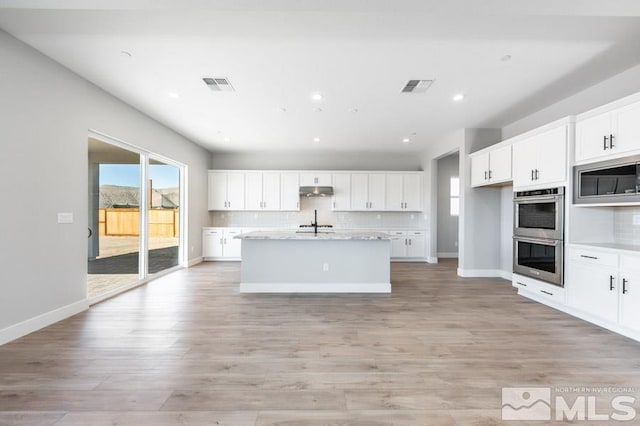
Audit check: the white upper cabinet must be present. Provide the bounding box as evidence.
[280,172,300,211]
[470,144,512,188]
[385,173,423,211]
[351,173,386,211]
[576,97,640,163]
[244,172,281,211]
[299,172,332,186]
[331,173,351,211]
[512,125,567,189]
[208,171,245,210]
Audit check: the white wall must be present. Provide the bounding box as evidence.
[211,151,423,171]
[503,63,640,139]
[0,30,211,341]
[436,153,459,256]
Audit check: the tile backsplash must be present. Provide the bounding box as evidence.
[614,206,640,245]
[211,197,428,229]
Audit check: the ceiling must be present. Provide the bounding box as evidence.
[2,1,640,153]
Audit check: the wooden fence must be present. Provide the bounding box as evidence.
[99,208,179,237]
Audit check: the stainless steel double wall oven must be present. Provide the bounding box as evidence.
[513,187,565,286]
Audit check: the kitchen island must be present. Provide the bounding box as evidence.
[236,231,391,293]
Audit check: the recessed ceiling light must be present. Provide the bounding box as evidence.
[348,108,359,113]
[313,137,320,143]
[120,50,132,58]
[501,54,512,62]
[315,108,323,113]
[223,137,230,142]
[167,92,180,99]
[311,93,323,101]
[402,138,411,143]
[279,107,287,113]
[453,93,465,102]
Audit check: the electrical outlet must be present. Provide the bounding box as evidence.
[57,213,73,224]
[454,241,458,247]
[191,245,194,253]
[634,215,640,226]
[323,263,329,272]
[376,214,381,219]
[410,214,415,220]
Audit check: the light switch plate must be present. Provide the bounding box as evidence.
[57,212,73,224]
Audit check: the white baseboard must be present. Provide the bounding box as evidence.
[188,256,203,267]
[437,252,459,258]
[240,282,391,293]
[458,268,511,279]
[0,299,89,346]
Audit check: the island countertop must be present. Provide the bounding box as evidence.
[235,230,390,241]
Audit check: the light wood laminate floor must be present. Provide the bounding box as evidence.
[1,260,640,425]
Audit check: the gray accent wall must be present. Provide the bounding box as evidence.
[0,30,211,334]
[436,153,459,256]
[211,151,424,171]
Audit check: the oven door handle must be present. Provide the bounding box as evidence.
[513,236,560,246]
[514,196,561,203]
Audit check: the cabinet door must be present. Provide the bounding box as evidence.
[331,173,351,211]
[208,172,228,210]
[575,112,612,162]
[388,231,407,258]
[244,172,263,211]
[368,173,386,210]
[512,137,538,188]
[223,229,242,258]
[567,261,618,323]
[403,173,423,211]
[280,173,300,211]
[471,153,490,187]
[226,172,245,210]
[535,126,567,185]
[407,231,426,258]
[613,101,640,157]
[203,229,223,258]
[619,269,640,330]
[351,174,369,211]
[385,174,404,211]
[261,173,281,210]
[489,145,511,183]
[299,173,332,186]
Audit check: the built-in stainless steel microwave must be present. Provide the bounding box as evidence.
[574,155,640,204]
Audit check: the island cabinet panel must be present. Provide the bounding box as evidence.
[331,173,351,211]
[208,171,245,211]
[280,172,300,211]
[576,99,640,163]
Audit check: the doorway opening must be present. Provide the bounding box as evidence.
[436,152,460,264]
[87,134,185,301]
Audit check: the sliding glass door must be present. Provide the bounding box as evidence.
[87,134,185,300]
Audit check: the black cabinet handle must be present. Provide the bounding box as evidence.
[609,275,615,291]
[540,290,553,296]
[488,170,492,179]
[580,255,598,260]
[484,171,487,180]
[531,170,535,180]
[604,135,609,150]
[623,278,628,294]
[535,169,539,180]
[610,134,615,149]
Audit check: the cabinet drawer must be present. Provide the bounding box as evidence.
[203,229,221,236]
[620,254,640,272]
[568,248,618,267]
[513,277,565,303]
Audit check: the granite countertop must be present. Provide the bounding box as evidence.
[568,242,640,254]
[235,230,391,240]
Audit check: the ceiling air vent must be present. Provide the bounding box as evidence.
[401,79,434,93]
[203,77,235,92]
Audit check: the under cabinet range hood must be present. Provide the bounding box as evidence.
[299,186,334,197]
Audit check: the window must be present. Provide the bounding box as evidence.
[450,177,460,216]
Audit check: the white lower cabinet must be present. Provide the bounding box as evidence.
[386,230,426,259]
[566,246,640,333]
[203,228,242,260]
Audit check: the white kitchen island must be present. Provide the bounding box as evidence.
[236,231,391,293]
